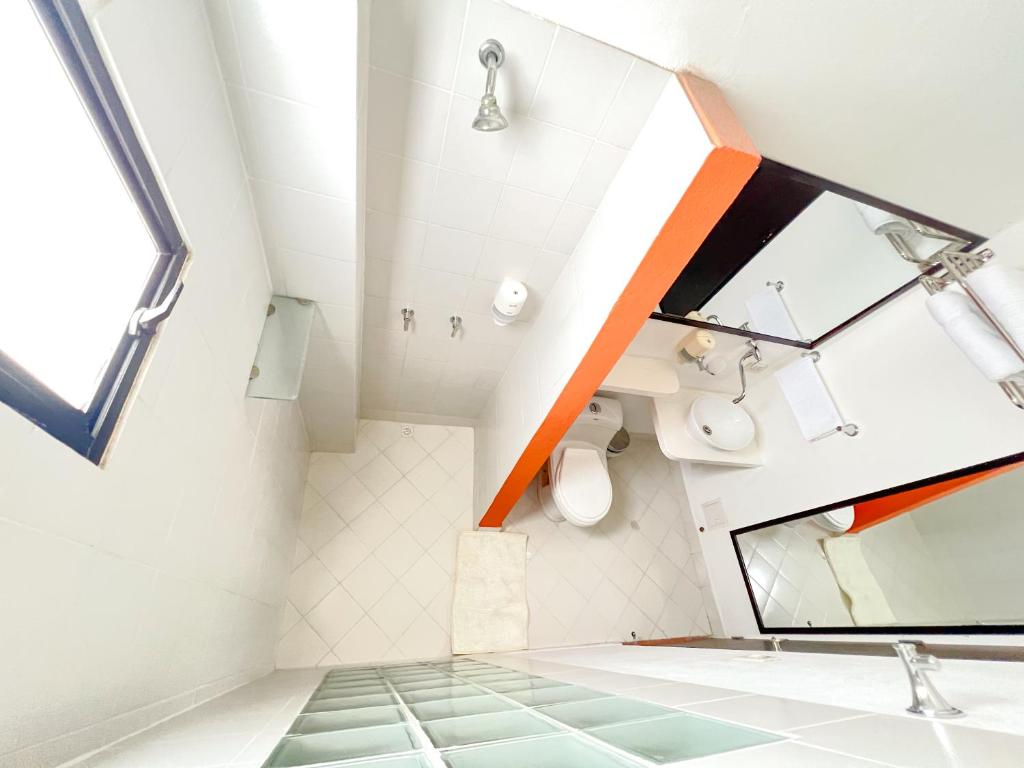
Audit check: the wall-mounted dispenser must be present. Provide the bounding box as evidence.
[492,278,527,325]
[246,296,315,400]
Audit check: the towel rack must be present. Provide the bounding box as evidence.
[919,248,1024,409]
[800,351,860,441]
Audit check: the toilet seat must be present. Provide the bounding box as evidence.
[814,506,855,533]
[552,447,612,526]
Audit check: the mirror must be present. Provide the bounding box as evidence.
[732,452,1024,632]
[659,160,984,343]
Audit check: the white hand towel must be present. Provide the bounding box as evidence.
[745,286,800,339]
[964,263,1024,352]
[774,357,843,441]
[926,290,1024,382]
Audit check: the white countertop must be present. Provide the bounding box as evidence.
[501,643,1024,737]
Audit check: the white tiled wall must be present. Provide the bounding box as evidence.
[205,0,368,452]
[0,3,309,766]
[504,438,714,646]
[360,0,671,421]
[473,77,715,522]
[738,521,856,629]
[858,515,968,624]
[276,420,474,668]
[911,466,1024,622]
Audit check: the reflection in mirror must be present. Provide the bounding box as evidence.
[658,160,985,345]
[734,454,1024,630]
[700,194,960,342]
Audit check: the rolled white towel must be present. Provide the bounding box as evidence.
[964,263,1024,352]
[854,201,913,235]
[926,290,1024,382]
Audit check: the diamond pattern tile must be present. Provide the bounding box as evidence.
[279,429,711,670]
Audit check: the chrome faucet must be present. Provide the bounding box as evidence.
[732,340,762,404]
[892,642,963,718]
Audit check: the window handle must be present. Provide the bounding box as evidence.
[129,278,183,336]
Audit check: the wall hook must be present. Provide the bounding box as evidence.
[401,307,414,331]
[450,315,463,338]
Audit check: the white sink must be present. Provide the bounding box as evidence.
[687,395,755,451]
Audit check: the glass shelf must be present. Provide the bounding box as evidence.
[246,295,314,401]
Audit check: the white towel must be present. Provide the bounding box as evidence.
[774,357,842,441]
[451,531,528,655]
[965,263,1024,353]
[854,201,912,236]
[822,536,897,626]
[926,290,1024,382]
[745,286,800,339]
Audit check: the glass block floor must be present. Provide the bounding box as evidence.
[262,659,785,767]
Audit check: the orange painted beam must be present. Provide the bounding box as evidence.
[849,461,1022,533]
[479,74,760,529]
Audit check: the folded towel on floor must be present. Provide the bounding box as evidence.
[451,531,529,654]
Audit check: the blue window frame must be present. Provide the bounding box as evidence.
[0,0,187,464]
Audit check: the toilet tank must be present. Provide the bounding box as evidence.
[565,397,623,449]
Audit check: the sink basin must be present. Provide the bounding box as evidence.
[687,395,755,451]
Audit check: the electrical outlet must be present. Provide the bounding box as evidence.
[701,498,727,529]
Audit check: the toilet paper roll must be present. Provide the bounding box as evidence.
[492,278,528,325]
[676,329,715,361]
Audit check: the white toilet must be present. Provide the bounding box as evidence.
[538,397,622,527]
[811,505,855,534]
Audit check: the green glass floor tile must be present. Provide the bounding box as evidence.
[440,733,643,768]
[381,664,434,675]
[324,670,383,680]
[421,709,562,748]
[288,705,405,735]
[340,756,432,768]
[303,693,397,713]
[400,684,486,704]
[537,697,674,729]
[313,683,392,699]
[393,677,461,692]
[409,694,517,722]
[456,671,531,685]
[486,677,567,694]
[505,685,610,707]
[385,671,450,684]
[585,713,783,764]
[265,723,419,766]
[324,672,381,682]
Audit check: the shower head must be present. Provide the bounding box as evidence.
[472,39,508,132]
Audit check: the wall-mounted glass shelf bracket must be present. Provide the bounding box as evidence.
[246,295,315,401]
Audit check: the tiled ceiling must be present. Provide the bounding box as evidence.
[361,0,670,421]
[204,0,363,451]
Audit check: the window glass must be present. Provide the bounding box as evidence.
[0,1,157,409]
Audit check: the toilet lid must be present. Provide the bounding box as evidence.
[553,447,612,525]
[823,507,855,529]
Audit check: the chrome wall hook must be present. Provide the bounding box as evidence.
[449,315,462,338]
[401,308,414,331]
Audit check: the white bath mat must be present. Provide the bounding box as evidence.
[451,531,528,655]
[822,536,897,626]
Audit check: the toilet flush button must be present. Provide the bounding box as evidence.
[589,402,601,414]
